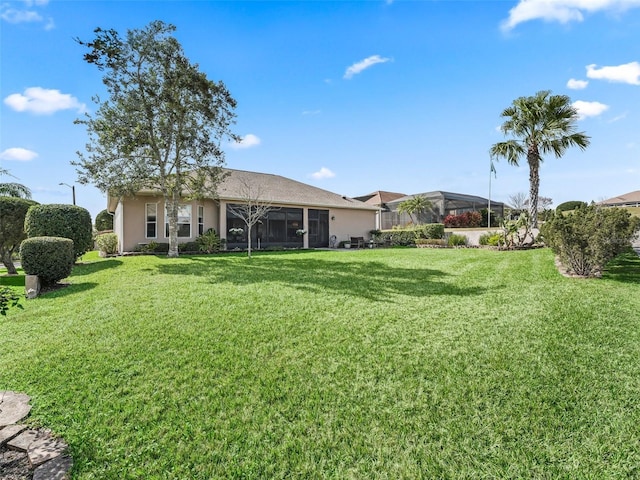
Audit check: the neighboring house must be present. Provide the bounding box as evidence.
[353,191,407,230]
[379,191,505,229]
[107,168,377,253]
[599,190,640,208]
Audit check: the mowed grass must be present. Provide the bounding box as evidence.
[1,248,640,479]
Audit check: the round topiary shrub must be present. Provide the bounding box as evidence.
[556,200,587,212]
[95,209,114,232]
[24,204,93,259]
[20,237,74,286]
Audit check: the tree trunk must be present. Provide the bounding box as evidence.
[528,148,540,229]
[2,251,17,275]
[166,196,179,258]
[247,224,252,258]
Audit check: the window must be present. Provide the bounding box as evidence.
[146,203,157,238]
[198,205,204,236]
[165,204,192,238]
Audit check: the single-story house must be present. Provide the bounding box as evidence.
[353,191,407,230]
[372,191,504,229]
[599,190,640,208]
[107,168,378,253]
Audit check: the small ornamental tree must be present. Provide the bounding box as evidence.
[24,204,93,259]
[542,204,640,277]
[95,209,114,231]
[0,196,38,274]
[20,237,75,286]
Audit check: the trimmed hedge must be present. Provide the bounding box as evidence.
[20,236,74,286]
[25,204,93,259]
[377,224,445,246]
[556,201,587,212]
[95,209,114,231]
[0,196,38,274]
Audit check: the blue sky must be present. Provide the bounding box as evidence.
[1,0,639,220]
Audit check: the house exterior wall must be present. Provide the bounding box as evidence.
[116,195,218,253]
[114,196,376,252]
[329,208,376,244]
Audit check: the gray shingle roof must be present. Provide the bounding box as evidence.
[217,169,376,210]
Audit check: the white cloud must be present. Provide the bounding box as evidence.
[230,133,261,149]
[572,100,609,119]
[567,78,589,89]
[310,167,336,180]
[1,0,52,28]
[1,7,42,23]
[302,110,321,116]
[4,87,85,114]
[586,62,640,85]
[344,55,391,80]
[501,0,640,31]
[0,147,38,161]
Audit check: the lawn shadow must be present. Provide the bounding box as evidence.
[72,259,123,276]
[602,252,640,284]
[155,251,487,301]
[35,282,99,299]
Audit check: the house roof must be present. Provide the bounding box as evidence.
[353,190,407,206]
[217,169,376,210]
[109,168,376,211]
[599,190,640,206]
[387,191,504,207]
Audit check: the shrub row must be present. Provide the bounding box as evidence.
[541,204,640,277]
[444,211,482,228]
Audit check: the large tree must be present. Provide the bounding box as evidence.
[74,20,239,257]
[490,90,590,228]
[0,168,31,199]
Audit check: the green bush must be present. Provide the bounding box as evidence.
[556,200,587,212]
[417,223,445,239]
[378,229,416,246]
[95,209,114,231]
[415,238,446,246]
[95,232,118,255]
[0,287,23,316]
[24,204,93,259]
[0,196,38,274]
[542,205,640,277]
[447,234,468,247]
[133,241,169,254]
[479,232,502,246]
[196,228,222,253]
[178,241,200,253]
[20,237,74,286]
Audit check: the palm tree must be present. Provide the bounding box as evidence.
[398,195,433,225]
[0,168,31,199]
[490,90,589,228]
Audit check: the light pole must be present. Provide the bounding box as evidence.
[59,182,76,205]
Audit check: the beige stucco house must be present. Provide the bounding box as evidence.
[599,190,640,208]
[107,168,377,253]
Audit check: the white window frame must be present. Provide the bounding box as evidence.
[165,204,192,238]
[198,205,204,236]
[145,203,158,239]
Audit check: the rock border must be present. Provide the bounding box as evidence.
[0,391,72,479]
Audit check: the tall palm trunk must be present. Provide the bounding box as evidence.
[527,146,540,229]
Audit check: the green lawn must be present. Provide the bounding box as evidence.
[1,248,639,479]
